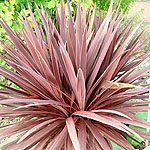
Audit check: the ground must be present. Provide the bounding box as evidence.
[129,2,150,21]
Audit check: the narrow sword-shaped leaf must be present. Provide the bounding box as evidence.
[46,126,68,150]
[86,120,111,150]
[66,117,80,150]
[77,69,86,110]
[78,119,86,150]
[17,118,59,143]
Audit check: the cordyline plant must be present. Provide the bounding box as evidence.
[0,0,150,150]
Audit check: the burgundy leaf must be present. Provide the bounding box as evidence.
[0,1,150,149]
[66,117,80,150]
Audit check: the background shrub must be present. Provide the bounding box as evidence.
[93,0,135,13]
[0,0,135,40]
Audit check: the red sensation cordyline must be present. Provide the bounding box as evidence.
[0,0,150,150]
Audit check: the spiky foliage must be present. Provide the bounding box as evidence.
[0,1,150,150]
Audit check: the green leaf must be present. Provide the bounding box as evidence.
[111,142,124,150]
[47,0,56,9]
[84,0,93,8]
[127,133,143,147]
[127,112,148,147]
[136,112,148,121]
